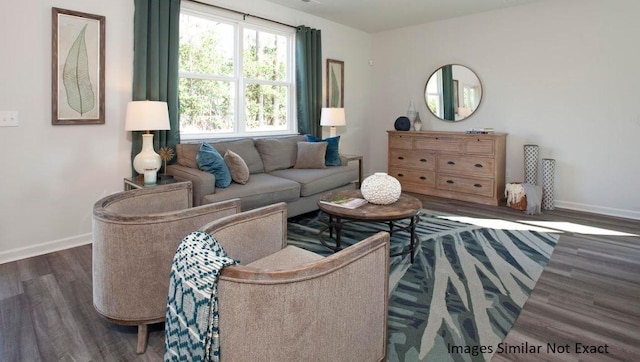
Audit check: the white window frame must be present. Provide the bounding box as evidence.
[179,2,297,140]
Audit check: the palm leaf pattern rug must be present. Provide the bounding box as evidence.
[287,209,559,362]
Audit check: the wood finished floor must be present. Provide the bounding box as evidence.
[0,195,638,361]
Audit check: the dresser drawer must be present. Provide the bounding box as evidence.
[389,134,413,149]
[436,155,495,177]
[389,168,436,188]
[436,175,495,197]
[389,150,436,170]
[415,137,461,153]
[464,138,495,155]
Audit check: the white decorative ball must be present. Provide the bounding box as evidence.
[360,172,402,205]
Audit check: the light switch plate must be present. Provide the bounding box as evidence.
[0,111,19,127]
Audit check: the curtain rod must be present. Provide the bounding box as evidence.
[186,0,297,29]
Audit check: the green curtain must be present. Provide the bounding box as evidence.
[131,0,181,176]
[442,65,455,121]
[295,26,322,137]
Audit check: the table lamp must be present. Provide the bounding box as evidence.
[320,107,346,138]
[125,101,170,185]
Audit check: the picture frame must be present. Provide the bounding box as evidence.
[326,59,344,108]
[52,7,105,125]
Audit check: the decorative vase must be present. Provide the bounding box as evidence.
[413,112,423,131]
[542,158,556,210]
[523,144,539,185]
[360,172,402,205]
[407,101,417,120]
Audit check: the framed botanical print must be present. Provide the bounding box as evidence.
[52,7,105,125]
[326,59,344,108]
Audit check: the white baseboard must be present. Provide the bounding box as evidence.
[555,200,640,221]
[0,233,92,265]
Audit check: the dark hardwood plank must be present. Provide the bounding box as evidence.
[0,294,40,361]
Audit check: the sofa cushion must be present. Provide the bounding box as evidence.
[294,142,327,169]
[202,173,300,210]
[197,143,232,188]
[270,163,358,197]
[306,135,341,166]
[255,135,306,172]
[246,246,323,269]
[224,150,250,184]
[211,139,265,174]
[176,139,264,174]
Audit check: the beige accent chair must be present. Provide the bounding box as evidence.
[198,202,390,361]
[92,182,241,353]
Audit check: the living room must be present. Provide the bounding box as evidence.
[0,0,639,360]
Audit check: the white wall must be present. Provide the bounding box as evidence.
[0,0,134,263]
[369,0,640,219]
[0,0,372,263]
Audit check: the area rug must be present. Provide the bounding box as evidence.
[287,209,559,362]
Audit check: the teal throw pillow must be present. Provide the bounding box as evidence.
[306,135,341,166]
[196,143,232,188]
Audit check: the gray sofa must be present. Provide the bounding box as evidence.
[167,134,358,217]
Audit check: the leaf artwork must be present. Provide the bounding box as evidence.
[330,66,340,107]
[63,24,95,116]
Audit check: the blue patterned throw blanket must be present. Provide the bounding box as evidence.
[164,231,238,361]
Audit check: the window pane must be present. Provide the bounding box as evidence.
[180,78,235,133]
[243,29,287,81]
[180,14,234,76]
[244,84,288,131]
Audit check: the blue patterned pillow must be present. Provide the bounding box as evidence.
[306,135,341,166]
[196,143,232,188]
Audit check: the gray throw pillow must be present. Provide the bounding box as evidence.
[294,142,328,169]
[224,150,250,184]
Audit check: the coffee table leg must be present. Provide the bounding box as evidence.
[334,216,343,251]
[329,214,334,238]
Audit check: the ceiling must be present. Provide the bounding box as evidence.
[263,0,544,33]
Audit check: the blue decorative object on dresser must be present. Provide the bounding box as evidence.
[394,116,411,131]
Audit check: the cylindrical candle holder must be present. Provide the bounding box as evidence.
[542,158,556,210]
[524,144,539,185]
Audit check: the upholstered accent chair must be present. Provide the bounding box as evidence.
[92,182,241,353]
[198,202,390,361]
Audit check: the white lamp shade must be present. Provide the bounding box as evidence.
[320,108,346,127]
[125,101,171,131]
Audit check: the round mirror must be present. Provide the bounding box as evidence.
[424,64,482,122]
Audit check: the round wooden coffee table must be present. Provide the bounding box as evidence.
[318,189,422,262]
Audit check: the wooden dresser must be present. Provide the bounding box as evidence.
[387,131,507,206]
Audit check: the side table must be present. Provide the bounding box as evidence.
[123,176,183,191]
[342,154,363,189]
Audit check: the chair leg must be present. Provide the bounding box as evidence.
[136,324,149,354]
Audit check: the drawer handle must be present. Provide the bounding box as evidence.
[474,183,482,188]
[398,156,405,160]
[397,173,404,177]
[446,180,454,184]
[420,176,427,180]
[474,163,483,168]
[447,161,455,165]
[420,158,427,162]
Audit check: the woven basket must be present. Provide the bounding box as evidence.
[506,183,527,211]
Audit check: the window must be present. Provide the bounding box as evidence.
[179,4,295,139]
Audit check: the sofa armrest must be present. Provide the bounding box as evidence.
[167,164,215,206]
